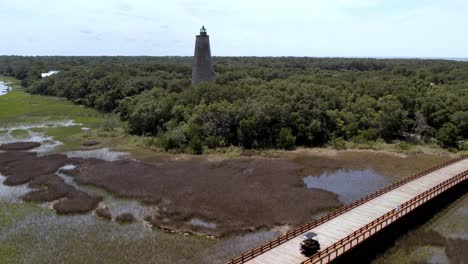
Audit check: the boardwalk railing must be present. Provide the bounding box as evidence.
[226,155,467,264]
[302,169,468,264]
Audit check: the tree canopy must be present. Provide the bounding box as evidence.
[1,56,467,152]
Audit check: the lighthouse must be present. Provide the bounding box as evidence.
[192,26,213,85]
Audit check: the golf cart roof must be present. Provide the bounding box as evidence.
[303,232,318,239]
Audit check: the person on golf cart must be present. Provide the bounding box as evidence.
[300,232,321,256]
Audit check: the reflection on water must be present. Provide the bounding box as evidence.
[303,168,390,204]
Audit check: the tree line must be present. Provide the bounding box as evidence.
[1,56,467,153]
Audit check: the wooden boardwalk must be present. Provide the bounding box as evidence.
[227,156,468,264]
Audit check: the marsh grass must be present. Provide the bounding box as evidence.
[9,129,29,139]
[197,230,280,264]
[0,202,46,228]
[0,202,43,262]
[0,76,120,151]
[0,201,214,263]
[372,193,468,264]
[5,218,213,263]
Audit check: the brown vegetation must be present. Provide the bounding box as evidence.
[71,157,340,235]
[95,207,112,220]
[0,151,101,214]
[23,174,73,202]
[1,151,68,185]
[446,238,468,264]
[0,146,341,235]
[53,190,102,214]
[398,230,446,247]
[82,140,100,147]
[115,213,135,224]
[0,142,41,151]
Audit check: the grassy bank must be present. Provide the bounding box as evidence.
[0,77,102,125]
[0,76,118,151]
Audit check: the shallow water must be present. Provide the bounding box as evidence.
[56,164,157,221]
[64,148,129,161]
[0,120,145,223]
[0,174,31,202]
[0,120,80,131]
[303,168,390,204]
[189,218,217,229]
[0,120,81,154]
[0,81,11,96]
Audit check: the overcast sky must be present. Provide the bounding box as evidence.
[0,0,467,57]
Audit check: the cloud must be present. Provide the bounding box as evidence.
[0,0,466,57]
[79,30,93,35]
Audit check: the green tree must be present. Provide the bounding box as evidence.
[376,95,409,140]
[237,118,257,149]
[436,123,460,148]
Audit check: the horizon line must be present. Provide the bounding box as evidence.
[1,54,467,61]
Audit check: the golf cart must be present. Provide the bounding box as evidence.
[300,232,320,256]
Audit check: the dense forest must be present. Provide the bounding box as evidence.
[1,56,467,153]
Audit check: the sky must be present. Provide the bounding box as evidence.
[0,0,467,57]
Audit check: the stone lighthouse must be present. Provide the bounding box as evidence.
[192,26,213,85]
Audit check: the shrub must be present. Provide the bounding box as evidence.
[397,141,411,151]
[204,136,224,149]
[162,127,187,150]
[277,128,296,150]
[101,116,117,132]
[360,128,379,141]
[188,136,203,154]
[330,136,347,150]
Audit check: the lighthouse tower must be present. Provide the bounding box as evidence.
[192,26,213,85]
